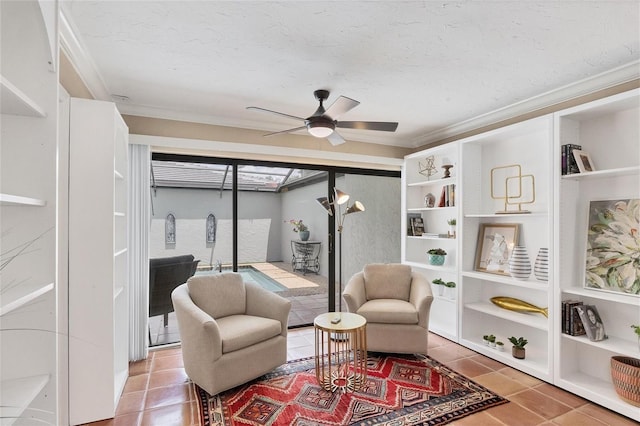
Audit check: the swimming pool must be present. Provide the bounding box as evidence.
[196,266,287,292]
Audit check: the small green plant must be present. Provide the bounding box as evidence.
[488,334,496,343]
[632,325,640,337]
[427,248,447,255]
[447,218,457,226]
[444,281,456,288]
[483,335,489,341]
[508,336,528,348]
[432,278,445,285]
[496,341,504,346]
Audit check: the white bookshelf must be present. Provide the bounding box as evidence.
[403,144,460,341]
[69,98,129,425]
[554,88,640,421]
[0,1,60,425]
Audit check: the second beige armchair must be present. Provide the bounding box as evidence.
[343,263,433,354]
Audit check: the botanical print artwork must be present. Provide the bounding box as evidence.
[585,199,640,295]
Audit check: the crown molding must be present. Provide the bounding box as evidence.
[59,8,111,101]
[411,60,640,147]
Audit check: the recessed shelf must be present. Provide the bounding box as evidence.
[0,282,54,317]
[407,206,456,212]
[404,261,456,273]
[562,333,638,358]
[465,302,548,330]
[460,337,548,376]
[0,76,46,117]
[562,287,640,306]
[0,374,50,426]
[407,176,457,187]
[407,235,455,241]
[0,193,46,206]
[464,212,547,218]
[561,166,639,181]
[462,270,549,290]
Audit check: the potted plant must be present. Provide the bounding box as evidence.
[496,341,505,351]
[483,335,490,346]
[488,334,496,348]
[509,336,528,359]
[427,248,447,265]
[444,281,456,299]
[447,218,457,237]
[632,325,640,350]
[286,219,310,241]
[432,278,445,296]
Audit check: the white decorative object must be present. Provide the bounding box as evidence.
[509,246,531,280]
[534,248,549,281]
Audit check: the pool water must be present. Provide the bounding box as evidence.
[196,266,287,292]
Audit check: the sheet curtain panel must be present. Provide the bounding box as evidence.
[128,143,150,361]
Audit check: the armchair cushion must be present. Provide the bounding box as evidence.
[357,299,418,324]
[363,263,412,301]
[187,273,246,319]
[217,315,282,353]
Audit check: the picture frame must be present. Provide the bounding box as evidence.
[584,199,640,296]
[474,223,519,276]
[575,304,607,342]
[572,149,595,173]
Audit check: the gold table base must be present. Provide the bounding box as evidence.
[314,313,367,392]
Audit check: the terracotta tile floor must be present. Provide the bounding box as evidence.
[85,329,636,426]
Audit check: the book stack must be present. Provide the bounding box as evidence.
[438,184,456,207]
[561,300,586,336]
[561,144,582,175]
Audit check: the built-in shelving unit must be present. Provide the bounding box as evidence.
[69,98,130,425]
[0,1,60,425]
[554,88,640,421]
[402,144,459,341]
[457,115,554,382]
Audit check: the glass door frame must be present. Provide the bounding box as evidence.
[151,152,400,314]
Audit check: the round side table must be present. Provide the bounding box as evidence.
[313,312,367,392]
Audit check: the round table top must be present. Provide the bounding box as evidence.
[314,312,366,331]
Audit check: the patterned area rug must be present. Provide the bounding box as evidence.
[195,353,508,425]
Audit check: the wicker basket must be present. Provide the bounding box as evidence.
[610,356,640,407]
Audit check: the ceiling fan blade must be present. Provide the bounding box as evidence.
[246,106,305,122]
[263,126,307,137]
[324,96,360,119]
[327,131,346,146]
[337,121,398,132]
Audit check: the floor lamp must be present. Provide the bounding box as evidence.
[316,188,365,318]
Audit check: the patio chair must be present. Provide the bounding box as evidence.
[291,240,321,275]
[149,254,200,327]
[172,272,291,395]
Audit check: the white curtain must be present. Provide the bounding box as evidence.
[128,144,150,361]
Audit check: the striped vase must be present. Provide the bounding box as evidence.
[534,248,549,281]
[509,246,531,280]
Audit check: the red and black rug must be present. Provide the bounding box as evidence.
[194,353,508,425]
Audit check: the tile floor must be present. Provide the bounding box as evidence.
[85,329,636,426]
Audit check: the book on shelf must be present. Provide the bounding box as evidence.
[575,304,607,342]
[561,144,582,175]
[561,300,586,336]
[407,213,421,236]
[438,184,456,207]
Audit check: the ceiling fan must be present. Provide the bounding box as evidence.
[247,89,398,146]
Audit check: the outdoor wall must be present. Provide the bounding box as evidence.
[150,187,282,265]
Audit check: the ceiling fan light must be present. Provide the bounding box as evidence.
[308,121,335,138]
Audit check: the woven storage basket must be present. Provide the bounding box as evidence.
[610,356,640,407]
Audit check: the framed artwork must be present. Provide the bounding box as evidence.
[165,213,176,244]
[474,223,520,276]
[585,199,639,296]
[206,213,217,243]
[575,304,607,342]
[572,149,595,172]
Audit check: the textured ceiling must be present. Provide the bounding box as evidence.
[62,1,640,148]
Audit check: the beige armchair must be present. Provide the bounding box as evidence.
[343,263,433,354]
[172,272,291,395]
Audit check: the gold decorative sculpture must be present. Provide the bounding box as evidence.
[418,156,438,179]
[490,164,535,214]
[490,296,548,318]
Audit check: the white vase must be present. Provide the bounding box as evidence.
[509,246,531,280]
[534,248,549,281]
